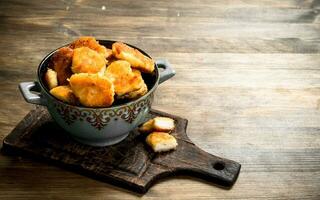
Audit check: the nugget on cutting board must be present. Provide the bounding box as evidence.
[44,68,58,89]
[50,85,77,104]
[153,117,175,132]
[112,42,155,73]
[72,47,106,74]
[69,73,114,107]
[139,117,175,133]
[139,118,154,133]
[146,132,178,152]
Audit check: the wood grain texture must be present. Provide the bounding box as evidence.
[0,0,320,199]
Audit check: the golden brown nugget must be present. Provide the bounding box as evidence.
[105,60,144,96]
[69,36,112,58]
[50,85,77,105]
[127,70,148,98]
[72,47,106,74]
[49,47,73,85]
[117,69,148,99]
[112,42,155,73]
[153,117,175,132]
[146,132,178,152]
[118,82,147,100]
[44,68,58,89]
[138,119,154,133]
[139,117,175,133]
[69,73,114,107]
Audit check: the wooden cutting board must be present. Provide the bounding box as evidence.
[1,107,241,194]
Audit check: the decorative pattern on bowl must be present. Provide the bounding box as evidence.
[53,94,153,130]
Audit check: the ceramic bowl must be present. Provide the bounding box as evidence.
[19,40,175,146]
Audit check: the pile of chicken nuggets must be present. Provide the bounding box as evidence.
[45,37,155,107]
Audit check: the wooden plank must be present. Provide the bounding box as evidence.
[2,16,320,40]
[1,0,319,11]
[1,37,320,55]
[2,6,320,23]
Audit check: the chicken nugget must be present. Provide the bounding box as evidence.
[69,36,112,58]
[72,47,106,75]
[146,132,178,152]
[49,47,73,85]
[138,117,175,133]
[44,68,58,89]
[128,70,148,97]
[119,69,147,99]
[139,119,154,133]
[112,42,155,73]
[105,60,144,96]
[50,85,78,105]
[118,82,147,100]
[153,117,175,132]
[69,73,114,107]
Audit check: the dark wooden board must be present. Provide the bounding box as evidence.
[1,107,240,194]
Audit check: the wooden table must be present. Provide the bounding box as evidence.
[1,0,319,199]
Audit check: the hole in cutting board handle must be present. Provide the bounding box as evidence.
[213,162,225,170]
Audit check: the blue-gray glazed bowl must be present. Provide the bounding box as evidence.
[19,40,175,146]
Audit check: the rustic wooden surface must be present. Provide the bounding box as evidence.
[0,0,319,199]
[2,107,241,193]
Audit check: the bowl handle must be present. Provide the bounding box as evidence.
[156,59,176,84]
[19,82,47,106]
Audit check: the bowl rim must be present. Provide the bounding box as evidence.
[37,39,159,110]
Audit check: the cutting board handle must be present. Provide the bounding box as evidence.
[167,143,241,187]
